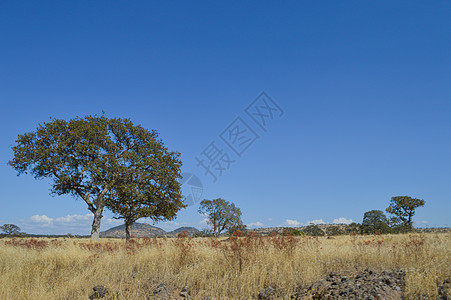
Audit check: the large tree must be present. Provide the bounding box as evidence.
[105,134,184,242]
[386,196,425,232]
[8,115,177,240]
[198,198,245,237]
[361,210,391,234]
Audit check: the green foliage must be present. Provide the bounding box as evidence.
[0,224,21,236]
[9,115,114,197]
[287,229,305,236]
[388,216,412,234]
[386,196,425,232]
[325,225,345,236]
[198,198,245,237]
[361,210,391,234]
[346,222,361,234]
[8,115,182,240]
[104,124,184,241]
[302,224,325,236]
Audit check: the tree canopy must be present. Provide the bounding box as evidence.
[361,210,391,234]
[386,196,425,232]
[0,224,21,236]
[105,132,184,241]
[198,198,245,237]
[8,115,183,240]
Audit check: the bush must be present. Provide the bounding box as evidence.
[303,225,325,236]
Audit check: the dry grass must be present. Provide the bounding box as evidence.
[0,232,449,299]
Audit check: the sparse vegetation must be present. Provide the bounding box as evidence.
[0,233,449,299]
[303,224,326,236]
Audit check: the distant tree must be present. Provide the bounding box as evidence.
[386,196,425,232]
[198,198,245,237]
[303,224,325,236]
[387,216,411,234]
[285,228,305,236]
[193,230,214,238]
[326,225,345,236]
[226,222,247,236]
[8,115,178,240]
[0,224,21,236]
[346,222,361,234]
[361,210,391,234]
[106,146,184,241]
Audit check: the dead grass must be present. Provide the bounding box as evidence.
[0,232,449,299]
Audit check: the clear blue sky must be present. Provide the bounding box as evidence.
[1,1,450,234]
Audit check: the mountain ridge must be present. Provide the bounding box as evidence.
[100,222,200,238]
[100,222,450,238]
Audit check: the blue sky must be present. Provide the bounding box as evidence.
[1,1,450,235]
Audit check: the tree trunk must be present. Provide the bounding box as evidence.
[91,205,104,241]
[89,187,109,241]
[125,221,132,242]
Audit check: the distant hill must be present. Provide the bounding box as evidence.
[100,222,166,238]
[251,224,358,236]
[100,223,201,238]
[98,222,450,238]
[250,224,451,236]
[416,227,451,234]
[167,227,200,237]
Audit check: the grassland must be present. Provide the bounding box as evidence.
[0,232,449,299]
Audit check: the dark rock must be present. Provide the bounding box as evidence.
[291,269,405,300]
[179,286,191,299]
[258,286,276,299]
[89,286,108,299]
[438,278,450,300]
[153,283,167,295]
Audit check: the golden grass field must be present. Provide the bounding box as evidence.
[0,232,449,299]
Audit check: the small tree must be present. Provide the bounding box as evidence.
[285,228,305,236]
[0,224,21,236]
[226,222,247,236]
[198,198,245,237]
[386,196,425,232]
[361,210,391,234]
[303,224,325,236]
[326,225,345,236]
[346,222,361,235]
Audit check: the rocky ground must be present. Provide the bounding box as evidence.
[290,269,405,300]
[89,269,450,299]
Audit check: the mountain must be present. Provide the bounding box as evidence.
[100,222,166,238]
[100,223,202,238]
[167,227,200,237]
